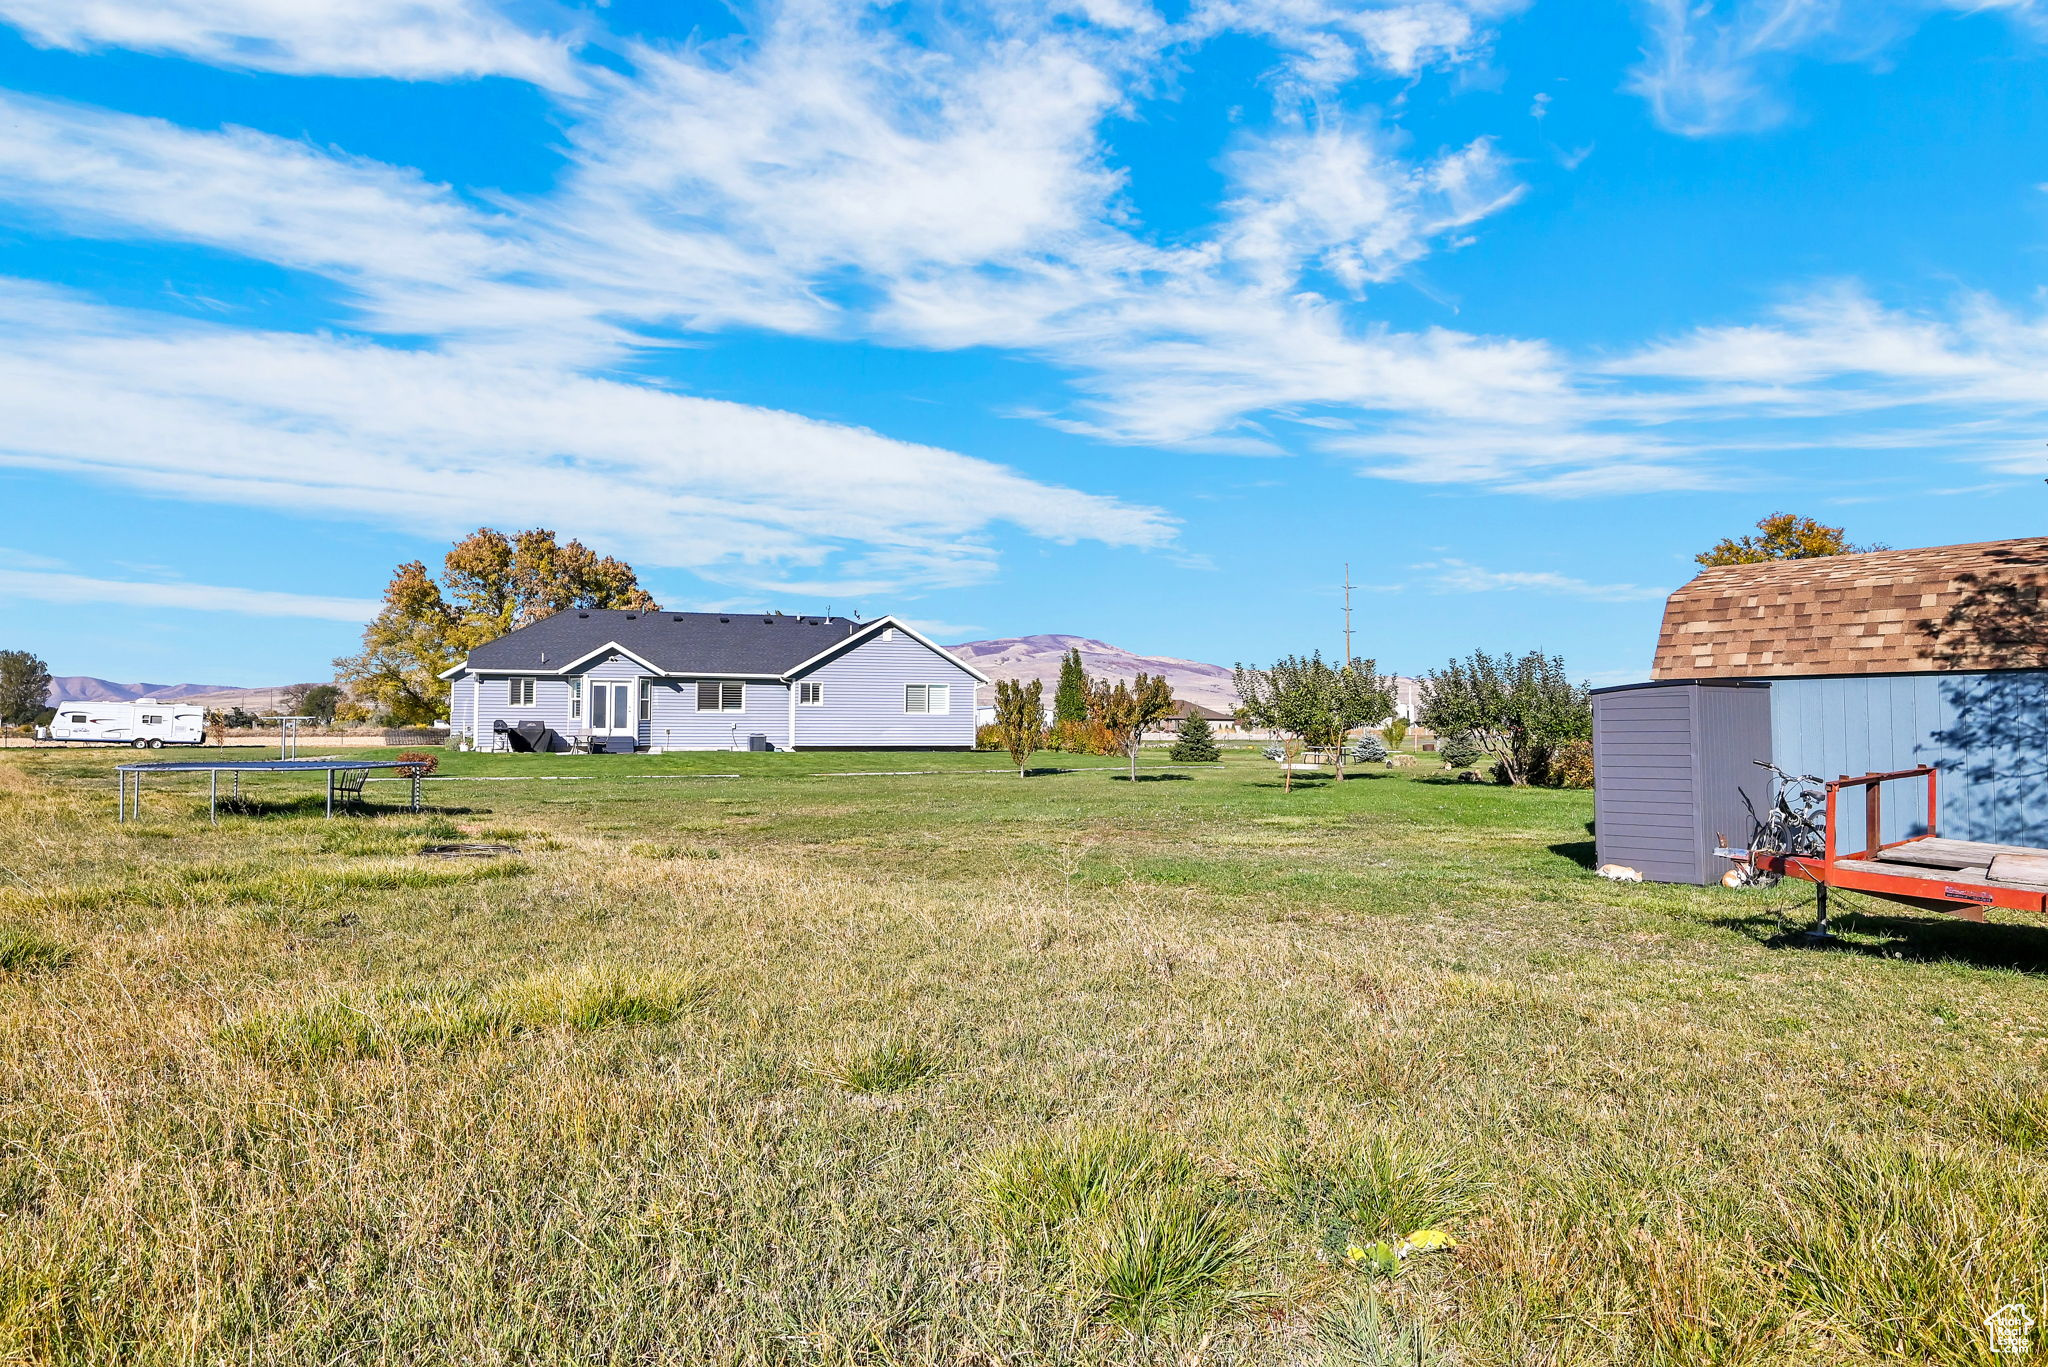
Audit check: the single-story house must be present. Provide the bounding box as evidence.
[444,610,989,752]
[1150,700,1235,735]
[1593,537,2048,883]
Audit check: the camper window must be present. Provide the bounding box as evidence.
[68,714,85,723]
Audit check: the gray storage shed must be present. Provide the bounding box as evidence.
[1592,681,1773,884]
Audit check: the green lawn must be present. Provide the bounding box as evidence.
[1,745,2044,1365]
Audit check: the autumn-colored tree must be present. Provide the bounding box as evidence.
[335,529,659,725]
[442,528,657,649]
[1696,514,1880,567]
[991,678,1046,777]
[334,560,461,726]
[1087,672,1176,782]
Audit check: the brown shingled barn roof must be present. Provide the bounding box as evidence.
[1650,536,2048,680]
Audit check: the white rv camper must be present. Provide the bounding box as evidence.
[42,700,206,748]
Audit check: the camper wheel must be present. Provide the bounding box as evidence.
[148,738,164,748]
[131,738,149,750]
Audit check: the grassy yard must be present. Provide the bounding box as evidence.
[1,744,2044,1365]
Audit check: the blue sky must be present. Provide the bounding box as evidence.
[3,0,2047,687]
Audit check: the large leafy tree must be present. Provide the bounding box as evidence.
[1233,654,1396,785]
[1052,647,1090,725]
[991,678,1045,778]
[282,682,343,723]
[1418,650,1589,787]
[336,529,659,725]
[0,650,53,725]
[1087,672,1176,782]
[441,528,657,649]
[1696,513,1879,567]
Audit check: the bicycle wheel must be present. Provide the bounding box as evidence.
[1738,818,1788,888]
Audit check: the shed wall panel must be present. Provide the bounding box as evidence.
[1770,671,2048,846]
[1594,683,1772,884]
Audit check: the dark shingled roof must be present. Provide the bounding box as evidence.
[461,610,868,676]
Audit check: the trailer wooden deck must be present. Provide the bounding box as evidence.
[1750,766,2048,925]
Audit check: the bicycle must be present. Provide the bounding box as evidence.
[1728,759,1826,888]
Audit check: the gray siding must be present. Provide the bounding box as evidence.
[470,672,578,750]
[1771,671,2048,847]
[790,630,979,749]
[1593,683,1772,884]
[646,679,790,751]
[448,681,472,738]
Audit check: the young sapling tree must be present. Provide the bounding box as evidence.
[992,678,1046,777]
[1087,673,1177,782]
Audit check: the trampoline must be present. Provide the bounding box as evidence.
[115,758,425,824]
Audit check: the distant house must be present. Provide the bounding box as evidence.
[444,611,989,752]
[1150,700,1238,735]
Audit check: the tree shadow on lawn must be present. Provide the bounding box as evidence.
[1244,773,1389,790]
[1712,897,2048,974]
[1109,773,1193,782]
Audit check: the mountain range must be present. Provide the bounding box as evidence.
[946,634,1244,713]
[46,677,307,710]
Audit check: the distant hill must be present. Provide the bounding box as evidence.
[48,677,306,711]
[946,635,1422,719]
[946,634,1243,713]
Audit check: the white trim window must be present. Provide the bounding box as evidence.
[798,681,824,706]
[567,678,583,719]
[639,678,653,718]
[904,683,950,714]
[508,677,536,707]
[696,681,744,712]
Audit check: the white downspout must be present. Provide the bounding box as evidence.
[786,678,798,752]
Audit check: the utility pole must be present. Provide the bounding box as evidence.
[1341,562,1354,667]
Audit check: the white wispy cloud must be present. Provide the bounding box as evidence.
[1418,559,1672,601]
[0,8,1546,474]
[1190,0,1528,88]
[0,567,381,620]
[11,0,2042,529]
[1628,0,2047,137]
[0,283,1174,597]
[0,0,581,88]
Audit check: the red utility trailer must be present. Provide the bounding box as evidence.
[1743,765,2048,930]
